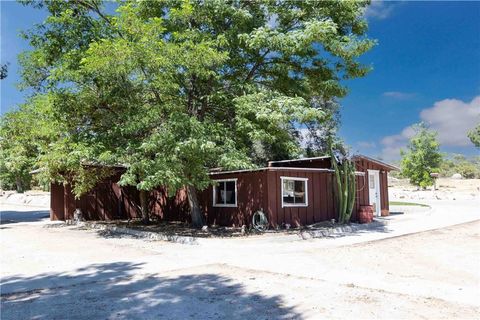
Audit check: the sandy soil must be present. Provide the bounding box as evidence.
[389,177,480,201]
[0,190,50,207]
[1,203,479,319]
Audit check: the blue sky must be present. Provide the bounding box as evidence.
[1,1,479,160]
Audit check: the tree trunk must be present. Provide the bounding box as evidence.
[15,177,24,193]
[139,189,150,224]
[186,185,204,228]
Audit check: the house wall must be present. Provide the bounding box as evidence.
[51,157,393,225]
[50,183,65,220]
[265,169,336,227]
[202,170,269,227]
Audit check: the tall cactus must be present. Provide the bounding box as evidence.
[331,152,356,224]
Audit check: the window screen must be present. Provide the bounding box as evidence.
[282,178,307,206]
[213,180,237,206]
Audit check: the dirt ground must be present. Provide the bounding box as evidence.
[389,177,480,201]
[1,201,479,319]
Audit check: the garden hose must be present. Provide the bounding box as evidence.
[252,210,268,232]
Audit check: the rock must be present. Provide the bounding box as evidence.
[299,232,312,240]
[451,173,463,179]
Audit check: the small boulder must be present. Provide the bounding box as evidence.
[451,173,463,179]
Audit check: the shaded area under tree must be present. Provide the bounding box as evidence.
[1,261,301,320]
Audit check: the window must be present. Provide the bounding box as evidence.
[281,177,308,207]
[213,179,237,207]
[369,174,375,189]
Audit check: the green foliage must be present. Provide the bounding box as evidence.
[439,154,480,179]
[12,0,374,223]
[400,123,442,188]
[389,201,429,207]
[0,95,55,191]
[0,63,8,80]
[468,124,480,148]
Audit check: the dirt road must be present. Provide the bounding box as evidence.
[1,204,479,319]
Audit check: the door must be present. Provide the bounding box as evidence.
[368,170,381,217]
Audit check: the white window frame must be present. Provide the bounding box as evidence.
[212,178,238,207]
[280,176,309,208]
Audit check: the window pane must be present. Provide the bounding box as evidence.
[369,175,375,189]
[215,182,225,204]
[294,180,305,204]
[225,181,236,204]
[283,180,295,203]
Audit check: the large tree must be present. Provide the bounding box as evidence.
[18,0,374,226]
[400,123,442,188]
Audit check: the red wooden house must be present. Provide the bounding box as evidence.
[50,155,397,227]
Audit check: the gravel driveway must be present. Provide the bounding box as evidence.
[1,201,479,319]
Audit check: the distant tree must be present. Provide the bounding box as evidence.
[468,124,480,148]
[439,154,480,179]
[19,0,375,226]
[0,63,8,80]
[400,123,442,188]
[0,96,56,191]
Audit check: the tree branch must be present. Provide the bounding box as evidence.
[244,49,270,82]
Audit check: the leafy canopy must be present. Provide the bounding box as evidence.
[15,0,374,198]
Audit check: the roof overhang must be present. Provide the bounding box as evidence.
[209,166,365,176]
[352,155,399,171]
[267,155,331,167]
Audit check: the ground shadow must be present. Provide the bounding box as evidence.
[0,210,50,224]
[1,261,301,320]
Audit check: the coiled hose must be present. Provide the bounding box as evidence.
[252,210,268,232]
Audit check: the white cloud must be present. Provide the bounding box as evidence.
[380,96,480,160]
[379,126,415,160]
[357,141,376,149]
[420,97,480,147]
[364,1,397,20]
[383,91,417,100]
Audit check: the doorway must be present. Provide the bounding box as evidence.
[368,169,381,217]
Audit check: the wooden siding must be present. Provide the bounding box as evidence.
[50,183,64,220]
[201,171,268,227]
[266,170,336,227]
